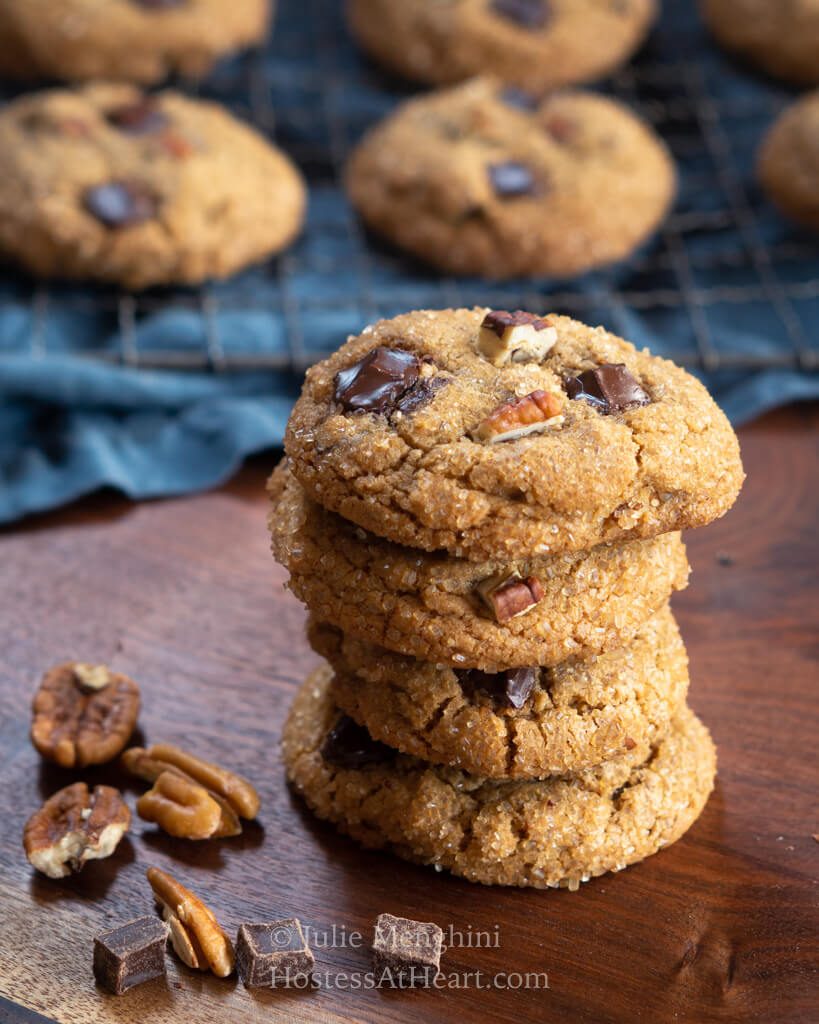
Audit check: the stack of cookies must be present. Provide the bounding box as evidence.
[272,306,744,889]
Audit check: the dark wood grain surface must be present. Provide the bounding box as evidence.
[0,406,817,1024]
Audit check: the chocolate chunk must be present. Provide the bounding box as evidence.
[236,919,314,988]
[372,913,443,988]
[499,87,540,111]
[84,181,157,228]
[491,0,551,29]
[93,916,167,995]
[564,363,650,413]
[321,715,393,768]
[334,347,421,414]
[457,666,537,709]
[133,0,186,7]
[108,100,169,135]
[488,161,536,198]
[393,375,447,416]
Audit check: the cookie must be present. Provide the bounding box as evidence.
[0,0,271,85]
[282,666,716,889]
[311,604,689,778]
[700,0,819,86]
[283,308,744,561]
[269,463,690,671]
[346,79,676,278]
[347,0,657,92]
[758,91,819,232]
[0,84,306,289]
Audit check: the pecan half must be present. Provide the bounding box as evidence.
[477,310,557,366]
[23,783,130,879]
[137,771,223,841]
[122,747,241,838]
[477,574,545,623]
[147,867,235,978]
[138,743,260,820]
[471,389,563,444]
[31,662,140,768]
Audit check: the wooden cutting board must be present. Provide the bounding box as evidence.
[0,406,817,1024]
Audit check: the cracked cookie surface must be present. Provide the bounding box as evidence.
[269,463,689,671]
[284,307,744,561]
[0,0,271,84]
[282,666,716,889]
[347,0,656,92]
[0,84,306,289]
[311,605,689,778]
[759,91,819,232]
[701,0,819,85]
[346,79,676,278]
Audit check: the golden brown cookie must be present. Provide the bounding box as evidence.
[346,79,676,278]
[282,665,716,889]
[700,0,819,86]
[311,605,689,779]
[284,308,744,561]
[269,463,690,671]
[0,84,306,289]
[347,0,657,91]
[0,0,272,85]
[758,91,819,232]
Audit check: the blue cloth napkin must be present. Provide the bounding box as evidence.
[0,0,817,525]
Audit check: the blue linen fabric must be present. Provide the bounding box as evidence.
[0,0,817,524]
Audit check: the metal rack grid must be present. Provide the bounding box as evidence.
[0,0,817,376]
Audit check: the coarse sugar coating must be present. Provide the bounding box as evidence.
[282,666,717,889]
[284,308,744,562]
[346,0,657,92]
[311,604,689,779]
[269,464,690,671]
[346,79,676,278]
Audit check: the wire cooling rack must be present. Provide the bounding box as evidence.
[0,0,817,375]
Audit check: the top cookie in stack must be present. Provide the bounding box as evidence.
[283,307,744,561]
[272,307,743,889]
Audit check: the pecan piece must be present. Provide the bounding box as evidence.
[471,389,563,444]
[477,310,557,366]
[31,662,140,768]
[140,743,260,820]
[23,782,130,879]
[137,771,222,840]
[122,747,242,838]
[477,574,545,622]
[147,867,235,978]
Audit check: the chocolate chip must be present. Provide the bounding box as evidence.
[564,364,650,413]
[372,913,443,988]
[93,917,167,995]
[321,715,392,768]
[132,0,186,7]
[488,161,536,198]
[236,919,314,988]
[334,347,421,414]
[457,667,537,710]
[393,375,447,416]
[491,0,551,28]
[84,181,157,228]
[499,87,540,111]
[108,99,169,135]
